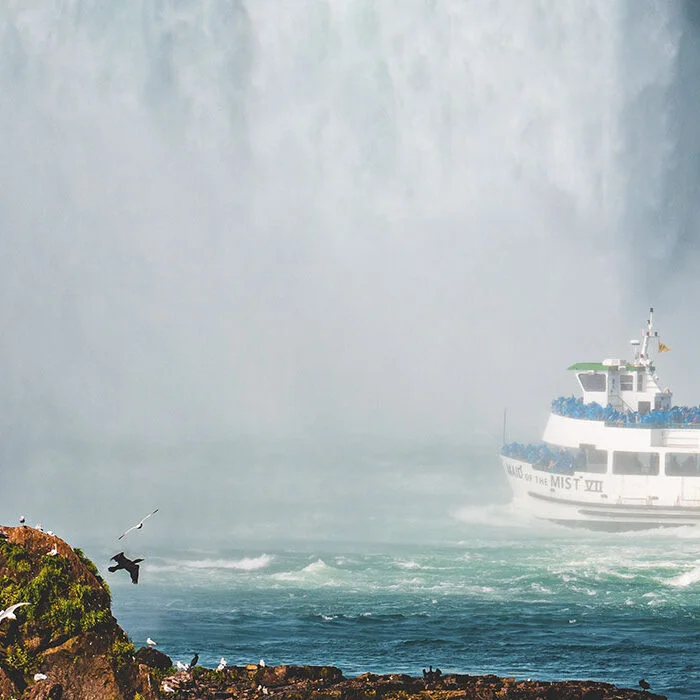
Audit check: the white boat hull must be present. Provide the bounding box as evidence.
[502,455,700,530]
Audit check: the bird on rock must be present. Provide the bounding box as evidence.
[0,602,31,622]
[639,679,651,691]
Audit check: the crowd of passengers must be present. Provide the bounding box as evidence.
[501,442,577,472]
[551,396,700,426]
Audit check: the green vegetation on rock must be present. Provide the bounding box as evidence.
[0,534,118,684]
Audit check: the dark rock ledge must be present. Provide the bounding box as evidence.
[0,527,665,699]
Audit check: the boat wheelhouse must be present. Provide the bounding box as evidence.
[501,308,700,530]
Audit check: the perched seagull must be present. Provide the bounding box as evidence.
[189,652,199,669]
[146,637,157,646]
[175,660,188,671]
[0,602,31,622]
[118,509,159,540]
[34,673,48,681]
[216,657,227,672]
[35,523,43,532]
[259,658,266,667]
[19,515,25,525]
[47,545,58,556]
[162,682,175,693]
[108,552,143,584]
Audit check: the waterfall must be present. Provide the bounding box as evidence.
[1,0,699,442]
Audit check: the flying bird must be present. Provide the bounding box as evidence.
[146,637,157,646]
[108,552,143,584]
[216,657,227,671]
[118,509,159,540]
[0,602,31,622]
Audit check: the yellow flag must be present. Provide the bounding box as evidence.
[658,341,671,353]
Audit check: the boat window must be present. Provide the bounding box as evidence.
[582,447,607,473]
[612,451,659,476]
[666,453,700,476]
[578,373,606,392]
[572,445,607,473]
[620,374,633,391]
[637,371,645,392]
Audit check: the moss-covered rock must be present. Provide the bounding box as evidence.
[0,526,154,699]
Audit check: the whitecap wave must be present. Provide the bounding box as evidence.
[273,558,342,584]
[395,560,423,570]
[187,554,273,570]
[667,565,700,588]
[150,554,273,572]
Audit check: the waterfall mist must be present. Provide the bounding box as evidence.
[1,1,700,544]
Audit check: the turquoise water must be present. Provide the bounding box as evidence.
[101,521,700,699]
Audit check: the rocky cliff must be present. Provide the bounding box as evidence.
[0,526,153,699]
[0,526,666,699]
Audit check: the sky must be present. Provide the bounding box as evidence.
[1,1,700,544]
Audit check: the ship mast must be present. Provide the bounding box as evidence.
[639,306,658,369]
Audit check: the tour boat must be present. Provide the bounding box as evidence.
[501,308,700,530]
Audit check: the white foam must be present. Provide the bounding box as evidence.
[395,560,423,570]
[185,554,273,571]
[667,565,700,588]
[149,554,273,572]
[272,558,343,585]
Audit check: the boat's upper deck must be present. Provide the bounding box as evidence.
[566,307,674,415]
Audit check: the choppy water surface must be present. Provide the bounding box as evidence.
[102,523,700,699]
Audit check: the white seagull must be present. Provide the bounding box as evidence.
[47,545,58,556]
[33,673,47,681]
[0,602,31,622]
[163,682,175,693]
[118,509,159,540]
[259,658,266,667]
[175,660,188,671]
[146,637,157,646]
[216,657,227,671]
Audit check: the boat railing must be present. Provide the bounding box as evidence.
[552,396,700,429]
[501,441,576,473]
[603,420,700,430]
